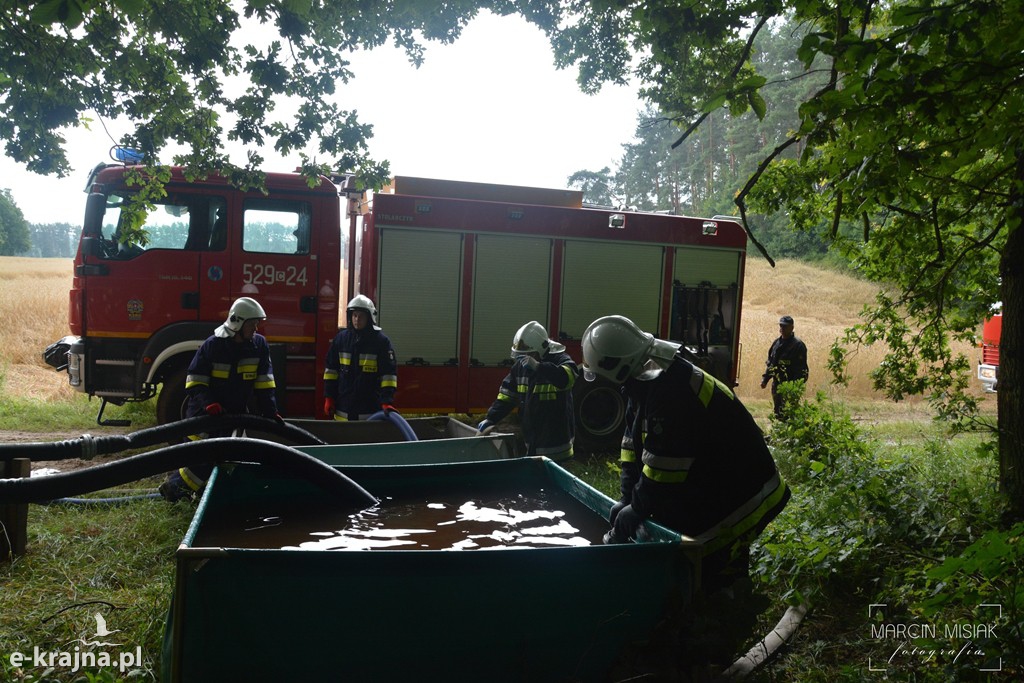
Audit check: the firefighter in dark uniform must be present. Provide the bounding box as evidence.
[477,321,577,461]
[323,295,398,420]
[760,314,809,419]
[581,315,790,589]
[160,297,280,501]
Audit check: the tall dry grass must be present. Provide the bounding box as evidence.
[735,257,987,406]
[0,255,990,407]
[0,257,78,401]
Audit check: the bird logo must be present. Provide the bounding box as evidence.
[94,612,120,638]
[74,612,122,647]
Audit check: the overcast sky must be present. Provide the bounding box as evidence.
[1,12,643,225]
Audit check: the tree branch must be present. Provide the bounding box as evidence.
[917,163,1016,201]
[669,112,711,151]
[670,14,772,150]
[931,198,945,263]
[831,189,844,239]
[732,135,803,267]
[859,0,877,39]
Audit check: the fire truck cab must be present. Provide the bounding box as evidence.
[54,163,342,424]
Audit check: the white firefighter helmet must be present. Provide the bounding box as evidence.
[215,297,267,338]
[347,294,379,326]
[581,315,657,384]
[511,321,565,357]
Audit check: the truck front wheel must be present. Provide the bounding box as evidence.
[156,365,189,425]
[573,378,626,455]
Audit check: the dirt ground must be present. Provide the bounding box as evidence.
[0,426,136,474]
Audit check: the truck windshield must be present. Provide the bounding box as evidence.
[98,193,227,258]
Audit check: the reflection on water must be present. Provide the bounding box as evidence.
[194,488,610,551]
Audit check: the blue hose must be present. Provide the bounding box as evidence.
[367,410,418,441]
[45,493,163,506]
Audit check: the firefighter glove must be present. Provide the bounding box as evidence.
[476,419,495,435]
[603,504,645,544]
[205,402,224,416]
[522,355,540,371]
[324,398,336,419]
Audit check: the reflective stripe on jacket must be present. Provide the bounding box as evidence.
[184,333,277,418]
[323,326,398,419]
[619,354,788,558]
[486,351,577,458]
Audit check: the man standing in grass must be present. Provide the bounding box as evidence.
[760,315,809,419]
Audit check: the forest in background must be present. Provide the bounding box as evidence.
[568,17,834,262]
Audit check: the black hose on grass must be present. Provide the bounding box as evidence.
[0,438,377,510]
[0,415,327,463]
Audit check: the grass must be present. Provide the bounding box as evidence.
[743,393,1016,682]
[1,500,193,682]
[736,258,988,405]
[0,256,1007,680]
[2,413,1003,682]
[0,258,80,405]
[0,370,156,434]
[562,393,1012,682]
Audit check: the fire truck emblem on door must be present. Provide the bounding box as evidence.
[127,299,143,321]
[208,266,223,282]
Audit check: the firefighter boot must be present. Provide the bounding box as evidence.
[159,471,195,502]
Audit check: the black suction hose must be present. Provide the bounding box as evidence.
[0,415,327,463]
[0,438,377,510]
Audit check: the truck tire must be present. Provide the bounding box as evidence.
[156,365,189,426]
[573,378,626,455]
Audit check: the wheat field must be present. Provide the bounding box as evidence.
[0,257,78,401]
[0,255,989,407]
[736,257,890,400]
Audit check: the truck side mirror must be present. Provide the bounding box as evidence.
[83,192,106,238]
[81,236,102,258]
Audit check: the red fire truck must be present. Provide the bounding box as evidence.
[978,311,1001,393]
[46,164,748,451]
